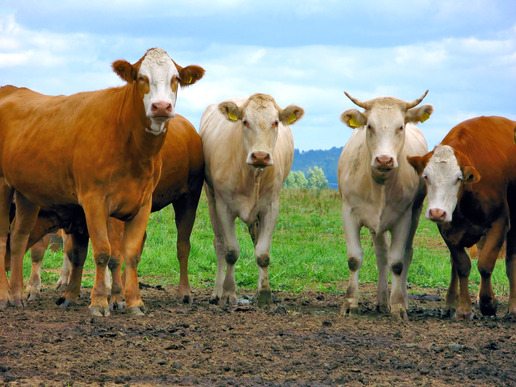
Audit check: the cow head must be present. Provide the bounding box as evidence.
[112,48,205,135]
[218,93,304,168]
[341,90,433,184]
[408,145,480,223]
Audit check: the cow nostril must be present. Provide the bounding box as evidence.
[251,151,271,165]
[375,156,394,167]
[429,208,446,220]
[151,102,172,113]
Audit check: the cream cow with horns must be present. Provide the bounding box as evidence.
[338,90,432,319]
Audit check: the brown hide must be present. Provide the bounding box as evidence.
[414,116,516,318]
[0,51,205,314]
[23,114,204,304]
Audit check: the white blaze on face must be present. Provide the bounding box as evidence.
[423,145,463,223]
[242,97,280,167]
[139,48,179,132]
[365,106,406,170]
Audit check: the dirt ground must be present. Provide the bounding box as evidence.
[0,284,514,386]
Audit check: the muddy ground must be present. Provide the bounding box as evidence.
[0,284,514,386]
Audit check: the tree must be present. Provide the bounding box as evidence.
[307,166,328,190]
[285,170,308,188]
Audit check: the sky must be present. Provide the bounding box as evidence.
[1,0,515,151]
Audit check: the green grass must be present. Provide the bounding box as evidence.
[24,189,509,296]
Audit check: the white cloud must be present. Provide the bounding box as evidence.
[1,10,515,151]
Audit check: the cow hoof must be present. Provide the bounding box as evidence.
[182,294,192,304]
[479,301,497,316]
[128,306,145,316]
[256,289,272,307]
[27,291,40,302]
[90,306,111,317]
[341,298,359,316]
[110,300,126,311]
[10,297,25,308]
[455,310,474,321]
[391,305,408,321]
[376,304,390,315]
[209,295,220,305]
[221,292,237,306]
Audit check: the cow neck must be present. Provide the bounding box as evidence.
[252,168,264,203]
[118,84,166,160]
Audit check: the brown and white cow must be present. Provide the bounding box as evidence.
[339,91,432,319]
[0,48,204,315]
[200,93,304,306]
[22,114,204,306]
[408,116,516,319]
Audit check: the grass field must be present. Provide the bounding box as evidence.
[27,189,510,296]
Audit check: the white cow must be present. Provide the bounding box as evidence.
[338,91,432,319]
[200,93,304,306]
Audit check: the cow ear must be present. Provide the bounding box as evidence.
[407,155,428,176]
[463,166,481,184]
[176,63,205,87]
[112,60,137,83]
[279,105,304,126]
[218,101,242,122]
[341,109,366,129]
[406,104,433,124]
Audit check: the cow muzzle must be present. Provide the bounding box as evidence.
[427,208,448,223]
[150,101,174,119]
[373,155,395,171]
[247,151,273,168]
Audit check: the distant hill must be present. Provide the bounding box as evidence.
[292,147,343,189]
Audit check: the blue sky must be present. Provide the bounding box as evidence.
[1,0,515,150]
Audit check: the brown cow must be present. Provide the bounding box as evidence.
[0,48,204,316]
[408,116,516,319]
[23,115,204,306]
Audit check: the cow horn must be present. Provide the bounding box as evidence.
[344,91,371,110]
[405,90,429,109]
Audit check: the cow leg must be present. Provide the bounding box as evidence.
[477,218,506,316]
[56,233,72,290]
[506,231,516,318]
[388,211,414,320]
[206,187,226,304]
[9,193,40,307]
[122,200,152,315]
[82,201,112,316]
[341,205,363,315]
[56,231,89,307]
[373,232,389,313]
[173,193,201,304]
[107,218,125,311]
[446,243,473,320]
[253,201,280,307]
[206,187,239,306]
[26,235,51,301]
[444,260,459,317]
[0,182,14,310]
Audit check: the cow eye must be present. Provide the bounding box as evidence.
[137,75,148,84]
[398,125,404,131]
[422,174,429,182]
[243,120,250,128]
[272,120,279,128]
[366,124,375,132]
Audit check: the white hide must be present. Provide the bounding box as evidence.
[200,95,295,305]
[340,123,427,233]
[338,121,427,317]
[139,48,179,133]
[422,145,463,223]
